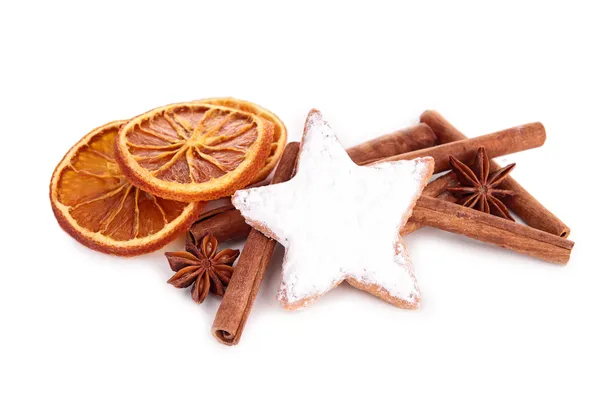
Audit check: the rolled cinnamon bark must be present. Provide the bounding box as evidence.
[193,172,573,265]
[419,110,467,145]
[196,119,544,242]
[423,172,458,197]
[420,110,570,237]
[194,139,571,269]
[212,142,300,346]
[348,123,438,165]
[189,205,250,243]
[372,122,546,174]
[411,196,574,264]
[402,172,458,235]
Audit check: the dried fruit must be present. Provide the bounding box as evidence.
[50,121,204,256]
[114,102,274,202]
[196,98,287,183]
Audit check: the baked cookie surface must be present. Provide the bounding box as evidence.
[233,110,434,310]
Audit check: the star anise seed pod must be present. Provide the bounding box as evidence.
[165,232,239,304]
[447,147,516,221]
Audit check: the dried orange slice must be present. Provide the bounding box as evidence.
[114,102,274,202]
[196,98,287,183]
[50,121,204,256]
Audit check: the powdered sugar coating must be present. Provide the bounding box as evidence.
[232,110,434,309]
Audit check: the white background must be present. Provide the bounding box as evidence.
[1,1,598,399]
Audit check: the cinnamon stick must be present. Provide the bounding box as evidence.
[411,196,574,264]
[196,119,568,271]
[419,110,469,145]
[194,171,572,266]
[423,172,458,197]
[189,205,250,243]
[371,122,546,173]
[348,123,438,165]
[402,173,458,235]
[420,110,570,238]
[212,142,300,345]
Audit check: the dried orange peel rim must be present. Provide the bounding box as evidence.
[50,121,205,256]
[114,102,274,202]
[195,97,287,183]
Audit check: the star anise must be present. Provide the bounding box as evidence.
[447,147,516,221]
[165,233,240,304]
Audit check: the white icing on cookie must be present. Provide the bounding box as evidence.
[232,110,434,309]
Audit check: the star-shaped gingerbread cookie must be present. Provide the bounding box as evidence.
[232,110,434,310]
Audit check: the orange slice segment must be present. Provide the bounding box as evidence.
[196,98,287,183]
[50,121,204,256]
[114,102,274,202]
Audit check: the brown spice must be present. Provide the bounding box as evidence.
[191,118,572,271]
[420,110,570,237]
[372,122,546,173]
[347,123,438,165]
[212,142,301,345]
[402,172,459,235]
[411,196,574,265]
[190,205,251,243]
[165,233,240,304]
[448,147,516,220]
